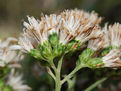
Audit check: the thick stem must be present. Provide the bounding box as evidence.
[55,55,64,91]
[55,70,61,91]
[84,77,107,91]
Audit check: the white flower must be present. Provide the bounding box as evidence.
[109,23,121,47]
[19,32,34,52]
[23,16,48,44]
[19,10,102,47]
[59,28,72,45]
[44,14,61,35]
[103,23,121,48]
[7,69,31,91]
[61,9,82,36]
[102,23,110,47]
[76,25,103,43]
[0,38,22,68]
[102,49,121,67]
[0,37,17,48]
[88,37,105,51]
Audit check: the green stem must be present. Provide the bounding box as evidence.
[50,58,57,73]
[55,55,64,91]
[55,71,61,91]
[61,65,84,85]
[47,67,56,80]
[84,77,107,91]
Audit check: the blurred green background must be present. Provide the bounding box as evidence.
[1,0,121,91]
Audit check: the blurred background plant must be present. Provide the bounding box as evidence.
[1,0,121,91]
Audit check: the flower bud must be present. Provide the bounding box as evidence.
[39,41,53,60]
[30,49,43,59]
[49,33,59,47]
[87,58,104,68]
[79,48,94,64]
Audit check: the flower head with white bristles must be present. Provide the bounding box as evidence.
[109,23,121,47]
[18,9,103,60]
[44,14,61,35]
[102,23,121,48]
[76,25,103,44]
[88,37,105,51]
[102,49,121,67]
[0,37,22,68]
[7,69,31,91]
[23,16,48,45]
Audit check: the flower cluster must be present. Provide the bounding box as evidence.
[19,9,103,63]
[78,23,121,68]
[0,38,30,91]
[18,9,121,68]
[0,37,22,68]
[1,9,120,91]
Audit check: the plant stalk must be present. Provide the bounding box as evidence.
[61,65,84,85]
[84,77,107,91]
[55,55,64,91]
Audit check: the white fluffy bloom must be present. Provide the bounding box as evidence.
[44,14,61,35]
[109,23,121,47]
[102,23,110,47]
[0,38,22,68]
[88,37,105,51]
[19,10,102,47]
[61,10,82,36]
[102,49,121,67]
[103,23,121,48]
[7,69,31,91]
[0,37,17,48]
[19,32,34,52]
[76,25,103,43]
[23,16,48,44]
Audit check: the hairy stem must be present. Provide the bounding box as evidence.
[55,55,64,91]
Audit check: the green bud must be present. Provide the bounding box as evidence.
[79,48,94,64]
[87,58,104,68]
[3,85,13,91]
[39,41,53,60]
[30,49,43,60]
[53,43,64,58]
[65,40,81,53]
[49,33,59,47]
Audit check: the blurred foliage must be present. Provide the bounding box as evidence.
[1,0,121,91]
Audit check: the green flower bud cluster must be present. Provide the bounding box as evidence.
[30,33,82,63]
[77,48,104,68]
